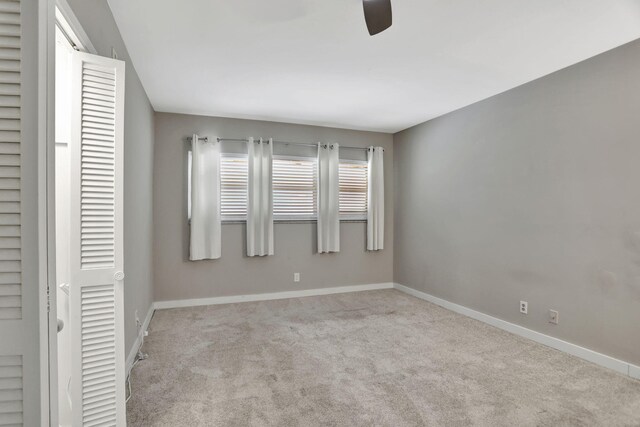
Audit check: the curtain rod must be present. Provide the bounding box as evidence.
[187,136,382,151]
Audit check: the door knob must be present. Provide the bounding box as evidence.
[57,318,64,333]
[114,271,125,281]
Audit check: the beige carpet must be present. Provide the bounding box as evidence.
[127,290,640,426]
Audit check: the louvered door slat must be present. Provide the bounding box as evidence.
[70,51,125,427]
[0,1,22,419]
[80,285,117,425]
[0,356,22,426]
[80,63,116,270]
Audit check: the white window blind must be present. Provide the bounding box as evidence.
[190,152,369,222]
[272,156,317,220]
[220,154,248,220]
[339,161,368,220]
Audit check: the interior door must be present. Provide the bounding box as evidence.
[69,50,125,426]
[0,0,42,425]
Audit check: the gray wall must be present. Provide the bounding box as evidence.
[153,113,393,302]
[67,0,155,353]
[394,39,640,365]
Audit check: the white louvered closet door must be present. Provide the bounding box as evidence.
[0,1,26,425]
[69,51,125,427]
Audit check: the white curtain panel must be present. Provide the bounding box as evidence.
[247,137,274,256]
[190,134,222,260]
[367,146,384,251]
[317,143,340,253]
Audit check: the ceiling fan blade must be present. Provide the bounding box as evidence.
[363,0,392,36]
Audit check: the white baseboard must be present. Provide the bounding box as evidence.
[630,364,640,380]
[153,282,395,310]
[393,283,640,380]
[126,304,155,374]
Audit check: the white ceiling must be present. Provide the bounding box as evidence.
[106,0,640,133]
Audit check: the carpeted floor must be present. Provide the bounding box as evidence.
[127,289,640,426]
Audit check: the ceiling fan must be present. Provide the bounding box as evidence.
[362,0,392,36]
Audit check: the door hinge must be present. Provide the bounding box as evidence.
[46,285,51,313]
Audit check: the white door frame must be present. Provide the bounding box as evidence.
[39,0,55,425]
[42,1,98,425]
[54,0,97,55]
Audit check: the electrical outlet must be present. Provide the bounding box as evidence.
[520,301,528,314]
[549,309,559,325]
[294,273,300,282]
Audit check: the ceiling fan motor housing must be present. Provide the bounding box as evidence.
[363,0,393,36]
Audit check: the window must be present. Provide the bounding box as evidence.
[191,153,368,222]
[220,154,248,220]
[339,161,368,220]
[273,156,317,220]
